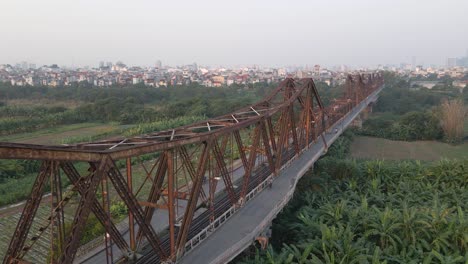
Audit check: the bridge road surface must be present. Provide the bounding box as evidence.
[178,85,383,264]
[78,85,382,264]
[78,151,263,263]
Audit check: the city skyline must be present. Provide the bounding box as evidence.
[1,0,467,67]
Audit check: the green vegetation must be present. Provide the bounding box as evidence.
[357,72,466,142]
[0,83,272,136]
[0,123,121,144]
[240,132,468,264]
[358,111,443,141]
[75,200,129,245]
[0,81,282,206]
[351,136,468,161]
[0,79,332,199]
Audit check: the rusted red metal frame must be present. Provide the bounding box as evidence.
[16,163,71,261]
[240,122,261,200]
[126,158,136,252]
[212,138,237,205]
[136,153,167,248]
[0,78,316,161]
[50,161,65,263]
[60,162,130,254]
[3,161,51,264]
[102,163,114,264]
[2,74,383,264]
[175,140,211,257]
[59,156,110,263]
[0,75,382,163]
[106,158,167,259]
[259,120,275,177]
[178,146,208,202]
[166,150,176,258]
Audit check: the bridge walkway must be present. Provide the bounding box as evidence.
[178,85,383,264]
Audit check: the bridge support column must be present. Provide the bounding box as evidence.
[350,114,363,128]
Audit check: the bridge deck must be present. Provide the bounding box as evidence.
[178,86,383,264]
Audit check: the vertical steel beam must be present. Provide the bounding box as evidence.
[234,130,248,170]
[106,160,166,259]
[126,158,136,252]
[60,162,130,255]
[136,152,167,248]
[275,111,289,170]
[167,150,176,258]
[266,117,277,153]
[175,140,211,258]
[101,168,113,264]
[240,123,261,199]
[288,105,300,155]
[59,156,109,263]
[3,161,51,264]
[212,139,237,205]
[50,161,65,264]
[178,146,207,202]
[260,120,275,176]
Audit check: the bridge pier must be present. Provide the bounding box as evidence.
[350,103,374,129]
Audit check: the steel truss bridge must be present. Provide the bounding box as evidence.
[1,73,383,264]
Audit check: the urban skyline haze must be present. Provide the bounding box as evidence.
[1,0,467,67]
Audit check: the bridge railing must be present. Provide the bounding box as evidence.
[0,73,383,264]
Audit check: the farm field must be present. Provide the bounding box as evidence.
[0,123,127,145]
[350,136,468,160]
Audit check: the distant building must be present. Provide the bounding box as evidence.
[132,77,142,84]
[156,60,162,69]
[21,61,28,70]
[212,75,225,87]
[314,65,320,76]
[296,70,303,78]
[25,76,38,86]
[446,58,457,68]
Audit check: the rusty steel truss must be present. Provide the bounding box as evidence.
[0,73,383,264]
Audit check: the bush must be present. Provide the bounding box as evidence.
[241,157,468,263]
[358,111,443,141]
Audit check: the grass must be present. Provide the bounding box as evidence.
[0,123,124,145]
[5,98,82,109]
[350,136,468,160]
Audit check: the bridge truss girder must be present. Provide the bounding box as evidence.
[1,73,383,264]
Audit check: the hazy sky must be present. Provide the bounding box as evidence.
[1,0,467,67]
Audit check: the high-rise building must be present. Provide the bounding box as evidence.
[446,58,457,68]
[156,60,162,68]
[99,61,105,68]
[21,61,28,70]
[314,64,320,75]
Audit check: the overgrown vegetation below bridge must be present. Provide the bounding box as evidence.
[239,132,468,263]
[357,72,467,143]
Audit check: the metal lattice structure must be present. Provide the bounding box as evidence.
[0,73,383,264]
